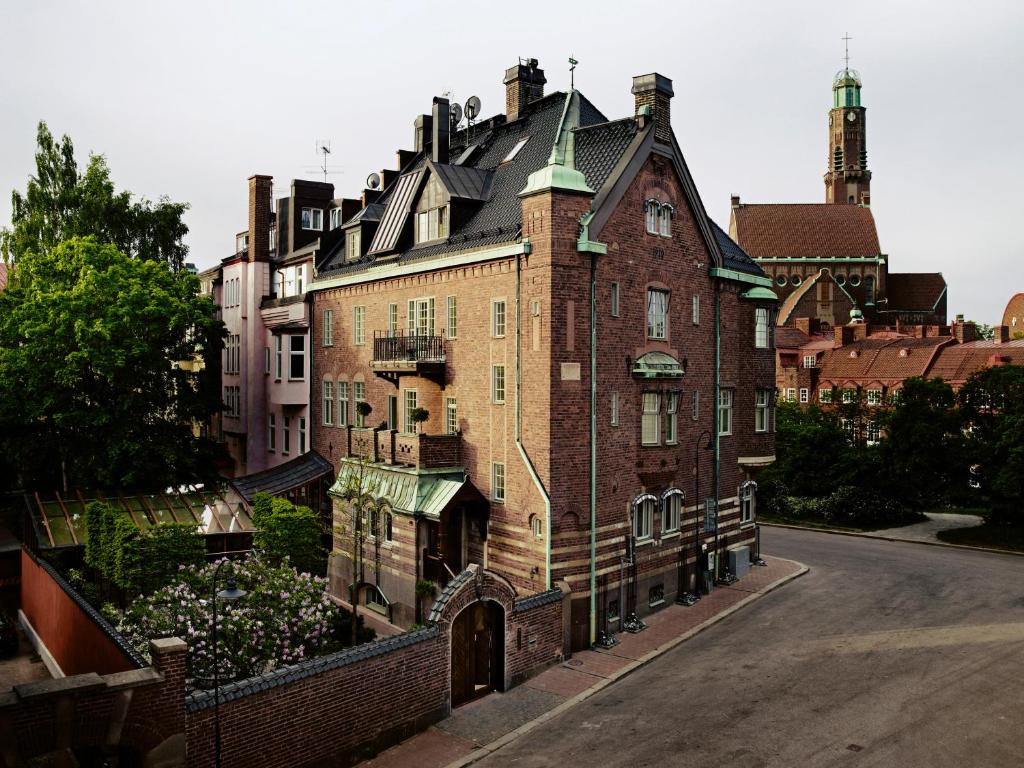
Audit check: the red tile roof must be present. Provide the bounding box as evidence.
[776,326,810,349]
[928,340,1024,386]
[885,273,947,312]
[819,336,952,384]
[730,204,881,259]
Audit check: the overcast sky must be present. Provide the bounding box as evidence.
[3,1,1021,323]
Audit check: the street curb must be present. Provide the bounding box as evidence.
[760,522,1024,558]
[443,558,809,768]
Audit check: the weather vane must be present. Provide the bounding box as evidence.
[842,32,852,70]
[569,55,578,89]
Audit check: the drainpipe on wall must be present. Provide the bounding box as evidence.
[713,276,722,581]
[514,242,551,590]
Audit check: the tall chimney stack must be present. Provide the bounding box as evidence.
[631,73,674,144]
[504,58,546,121]
[247,175,272,263]
[432,97,449,164]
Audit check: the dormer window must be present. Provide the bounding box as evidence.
[644,199,673,237]
[415,206,449,244]
[236,233,249,254]
[346,229,361,262]
[301,207,323,231]
[329,208,344,230]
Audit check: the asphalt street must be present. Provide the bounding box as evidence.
[476,527,1024,767]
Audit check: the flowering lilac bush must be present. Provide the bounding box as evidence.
[119,555,338,689]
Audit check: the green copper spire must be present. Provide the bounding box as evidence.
[519,91,594,197]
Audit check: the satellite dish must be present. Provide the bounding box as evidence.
[450,102,463,127]
[464,95,481,121]
[366,172,381,190]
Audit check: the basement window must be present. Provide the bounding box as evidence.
[502,137,529,163]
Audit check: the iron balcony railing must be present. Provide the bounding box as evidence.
[372,331,445,363]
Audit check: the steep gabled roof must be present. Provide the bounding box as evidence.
[820,336,951,382]
[731,203,881,259]
[885,272,947,312]
[927,339,1024,384]
[710,220,764,276]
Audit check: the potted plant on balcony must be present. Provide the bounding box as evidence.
[355,400,373,428]
[410,407,430,433]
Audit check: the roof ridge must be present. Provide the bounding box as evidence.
[573,116,636,131]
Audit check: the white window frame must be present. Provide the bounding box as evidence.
[740,482,756,525]
[611,392,619,426]
[661,490,683,535]
[820,388,832,404]
[645,200,659,234]
[718,389,733,436]
[492,462,505,503]
[531,515,542,538]
[842,388,855,404]
[337,381,349,427]
[403,389,418,434]
[268,413,276,451]
[414,206,449,244]
[274,335,283,379]
[502,137,529,163]
[492,365,506,404]
[610,282,620,317]
[353,382,366,428]
[658,203,673,237]
[388,303,398,335]
[346,229,361,261]
[492,300,506,338]
[755,307,770,349]
[799,388,809,404]
[642,392,661,446]
[786,388,796,402]
[867,389,882,406]
[323,380,334,425]
[804,355,816,369]
[647,288,669,340]
[632,495,655,541]
[446,296,457,339]
[288,335,305,381]
[665,391,679,445]
[282,415,291,454]
[298,417,306,454]
[755,389,770,433]
[867,421,881,445]
[329,208,344,230]
[445,397,457,434]
[323,309,333,346]
[353,306,365,345]
[301,207,323,231]
[692,294,700,325]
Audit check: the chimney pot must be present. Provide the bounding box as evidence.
[731,194,741,208]
[247,175,273,263]
[631,73,674,144]
[504,58,546,121]
[432,97,450,165]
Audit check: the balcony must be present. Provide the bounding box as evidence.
[345,426,461,469]
[370,331,446,386]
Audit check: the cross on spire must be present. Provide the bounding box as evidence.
[842,32,852,70]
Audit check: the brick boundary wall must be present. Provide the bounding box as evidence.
[185,627,449,768]
[19,547,146,676]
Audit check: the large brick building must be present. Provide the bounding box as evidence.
[730,63,948,329]
[309,60,777,651]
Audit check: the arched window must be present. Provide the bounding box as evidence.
[658,203,674,237]
[740,481,757,525]
[631,494,657,541]
[645,199,659,234]
[661,490,683,534]
[644,199,673,237]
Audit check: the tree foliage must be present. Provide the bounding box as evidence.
[84,501,205,597]
[0,237,225,489]
[2,121,189,271]
[251,492,326,576]
[118,556,347,689]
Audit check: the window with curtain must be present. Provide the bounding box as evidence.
[647,289,668,340]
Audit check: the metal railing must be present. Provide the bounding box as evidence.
[372,331,444,363]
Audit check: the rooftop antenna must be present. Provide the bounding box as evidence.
[569,55,578,89]
[842,32,852,70]
[317,140,331,183]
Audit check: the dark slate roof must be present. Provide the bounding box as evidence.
[345,202,385,225]
[514,588,563,613]
[574,118,639,194]
[431,162,494,201]
[318,91,611,277]
[711,220,766,276]
[885,272,947,312]
[230,451,333,504]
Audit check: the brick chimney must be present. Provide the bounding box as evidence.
[432,97,449,164]
[247,175,272,263]
[414,114,433,153]
[952,314,980,344]
[731,194,741,209]
[632,73,674,144]
[994,325,1010,344]
[504,58,546,121]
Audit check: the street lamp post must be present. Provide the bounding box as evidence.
[681,429,713,603]
[211,559,247,768]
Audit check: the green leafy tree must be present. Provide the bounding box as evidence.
[958,365,1024,523]
[252,492,326,576]
[0,237,225,490]
[762,402,853,498]
[878,377,963,508]
[2,121,189,271]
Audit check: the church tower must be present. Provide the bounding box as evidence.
[824,64,871,205]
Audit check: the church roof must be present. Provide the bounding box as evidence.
[731,203,881,259]
[885,273,947,312]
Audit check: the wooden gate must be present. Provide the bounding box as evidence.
[450,601,504,707]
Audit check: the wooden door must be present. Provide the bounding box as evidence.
[450,602,503,707]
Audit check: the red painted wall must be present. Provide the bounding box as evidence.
[19,548,137,676]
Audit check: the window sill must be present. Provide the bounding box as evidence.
[649,599,666,609]
[640,442,661,448]
[740,520,755,530]
[635,537,654,548]
[660,531,681,541]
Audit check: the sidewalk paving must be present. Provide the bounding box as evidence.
[361,555,806,768]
